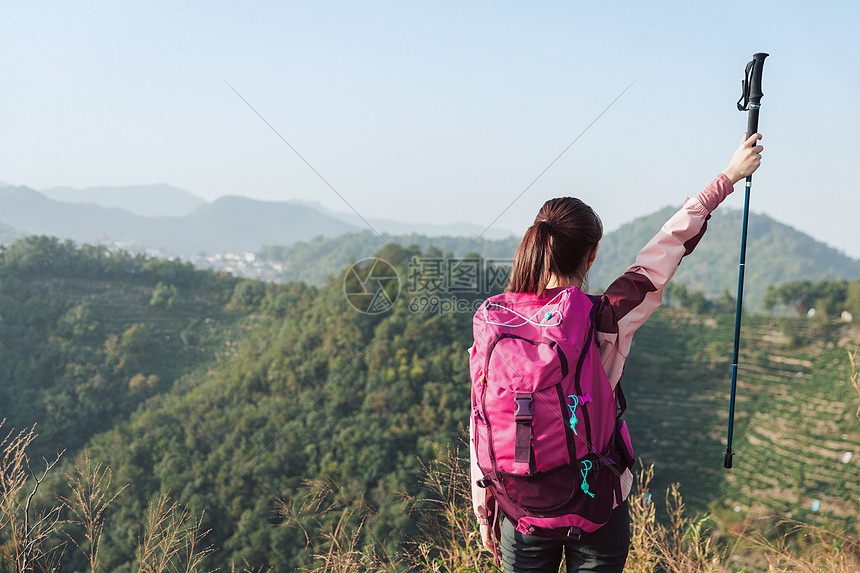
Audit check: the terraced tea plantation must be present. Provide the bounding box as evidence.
[622,308,860,533]
[725,320,860,531]
[40,276,250,380]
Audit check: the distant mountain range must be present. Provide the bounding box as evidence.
[289,199,517,239]
[39,183,207,217]
[0,184,515,251]
[0,186,359,254]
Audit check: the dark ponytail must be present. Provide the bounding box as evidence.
[507,198,602,296]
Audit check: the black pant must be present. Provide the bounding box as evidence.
[499,501,630,572]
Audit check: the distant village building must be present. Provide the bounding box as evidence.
[103,240,284,282]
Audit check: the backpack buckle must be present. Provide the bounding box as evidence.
[514,394,533,421]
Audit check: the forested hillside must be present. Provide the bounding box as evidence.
[258,233,519,286]
[0,237,243,460]
[1,238,858,571]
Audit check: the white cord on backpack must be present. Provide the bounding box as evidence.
[482,289,568,328]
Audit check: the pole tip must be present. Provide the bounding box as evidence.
[723,450,734,469]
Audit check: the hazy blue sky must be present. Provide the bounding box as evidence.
[3,1,859,256]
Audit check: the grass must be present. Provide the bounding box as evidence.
[1,420,272,572]
[3,423,860,572]
[274,450,860,572]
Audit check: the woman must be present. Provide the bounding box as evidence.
[470,133,764,572]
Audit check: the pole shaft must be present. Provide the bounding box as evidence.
[724,176,752,469]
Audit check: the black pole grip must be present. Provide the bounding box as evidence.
[740,52,767,137]
[744,53,768,136]
[746,107,760,138]
[747,52,768,104]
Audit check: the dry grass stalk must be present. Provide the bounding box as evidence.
[136,491,214,573]
[59,452,127,573]
[745,519,860,572]
[408,449,499,573]
[229,559,272,573]
[627,461,724,572]
[310,508,386,573]
[275,479,397,573]
[274,479,342,553]
[655,484,722,572]
[0,420,65,572]
[626,463,660,572]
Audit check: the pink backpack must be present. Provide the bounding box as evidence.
[470,286,634,539]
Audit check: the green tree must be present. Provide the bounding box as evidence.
[226,280,266,312]
[57,302,99,338]
[764,279,848,316]
[846,279,860,319]
[150,281,179,308]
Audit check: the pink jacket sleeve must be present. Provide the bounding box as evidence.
[470,417,491,524]
[595,173,734,385]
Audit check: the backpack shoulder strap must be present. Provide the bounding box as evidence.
[585,292,627,419]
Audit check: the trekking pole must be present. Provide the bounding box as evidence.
[724,52,768,469]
